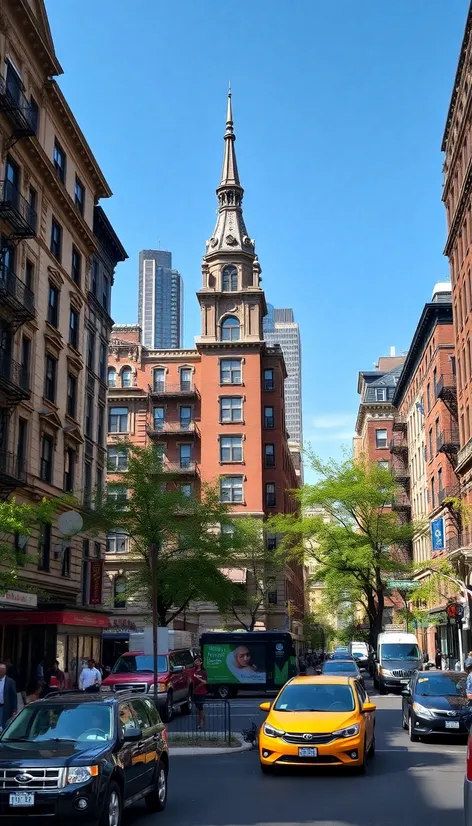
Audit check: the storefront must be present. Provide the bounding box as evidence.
[0,609,109,690]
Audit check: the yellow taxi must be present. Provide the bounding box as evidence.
[259,675,376,773]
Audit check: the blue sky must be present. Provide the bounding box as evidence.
[45,0,467,463]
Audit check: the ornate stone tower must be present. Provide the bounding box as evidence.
[197,91,267,343]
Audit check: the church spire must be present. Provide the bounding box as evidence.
[205,89,255,257]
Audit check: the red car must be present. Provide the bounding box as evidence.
[102,648,195,722]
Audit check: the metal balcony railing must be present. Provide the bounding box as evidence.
[392,492,411,511]
[392,416,407,432]
[0,180,37,238]
[390,433,408,454]
[147,421,198,437]
[148,382,197,397]
[438,485,460,505]
[0,450,27,483]
[0,265,35,321]
[435,373,457,401]
[437,429,460,451]
[0,352,30,402]
[0,73,37,137]
[164,461,197,474]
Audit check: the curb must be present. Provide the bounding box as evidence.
[169,735,253,757]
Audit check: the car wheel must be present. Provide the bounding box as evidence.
[402,708,408,730]
[408,714,420,742]
[355,740,367,775]
[260,762,273,774]
[161,693,173,723]
[378,683,387,695]
[367,731,376,758]
[217,685,230,700]
[145,760,168,813]
[100,782,121,826]
[181,692,193,715]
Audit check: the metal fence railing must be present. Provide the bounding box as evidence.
[166,699,232,746]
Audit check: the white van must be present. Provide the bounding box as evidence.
[348,641,369,669]
[374,632,421,694]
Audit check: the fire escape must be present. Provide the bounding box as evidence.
[0,70,37,498]
[390,427,412,560]
[435,371,462,547]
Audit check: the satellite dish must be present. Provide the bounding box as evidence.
[57,511,83,537]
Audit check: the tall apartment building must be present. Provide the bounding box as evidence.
[0,0,126,687]
[263,306,302,446]
[138,249,183,349]
[105,93,305,641]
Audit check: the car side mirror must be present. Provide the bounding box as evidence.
[361,702,376,713]
[171,665,184,673]
[401,689,410,697]
[259,702,271,712]
[123,726,142,743]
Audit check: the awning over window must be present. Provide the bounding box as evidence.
[221,567,247,584]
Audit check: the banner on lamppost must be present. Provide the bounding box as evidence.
[431,517,445,552]
[89,560,103,605]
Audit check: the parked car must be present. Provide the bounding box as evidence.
[402,670,470,741]
[348,642,370,670]
[0,690,168,825]
[259,675,376,773]
[464,718,472,824]
[101,648,195,722]
[320,658,365,688]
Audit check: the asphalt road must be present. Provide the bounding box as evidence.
[125,681,467,826]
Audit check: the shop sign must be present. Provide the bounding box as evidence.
[109,618,138,631]
[89,560,103,605]
[0,590,37,608]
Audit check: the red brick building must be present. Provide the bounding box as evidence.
[105,94,304,640]
[354,350,406,464]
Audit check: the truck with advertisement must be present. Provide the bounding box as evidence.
[200,631,297,698]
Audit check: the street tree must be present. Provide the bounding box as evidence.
[273,452,427,647]
[0,497,57,592]
[86,442,242,625]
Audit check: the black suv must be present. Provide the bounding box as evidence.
[0,690,168,825]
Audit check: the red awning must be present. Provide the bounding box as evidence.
[0,610,109,629]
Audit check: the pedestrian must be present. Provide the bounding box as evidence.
[465,651,472,670]
[0,663,18,729]
[47,660,65,692]
[5,658,18,687]
[193,656,207,730]
[466,664,472,699]
[79,658,102,693]
[25,682,41,705]
[435,648,442,669]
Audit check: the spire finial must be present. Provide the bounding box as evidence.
[219,85,240,188]
[226,82,233,133]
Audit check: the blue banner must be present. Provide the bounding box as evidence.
[431,517,445,552]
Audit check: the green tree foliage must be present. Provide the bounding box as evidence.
[0,498,57,592]
[273,452,427,647]
[86,443,242,625]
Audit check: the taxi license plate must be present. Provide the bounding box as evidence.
[299,747,317,757]
[9,793,34,807]
[445,721,460,729]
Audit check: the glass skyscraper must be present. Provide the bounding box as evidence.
[263,305,302,445]
[138,250,183,348]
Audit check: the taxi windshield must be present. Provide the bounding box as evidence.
[274,683,355,712]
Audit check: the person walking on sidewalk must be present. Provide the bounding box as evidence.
[0,663,17,729]
[193,657,207,730]
[79,659,102,693]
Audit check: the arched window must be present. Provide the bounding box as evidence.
[114,576,127,609]
[107,367,116,387]
[221,316,240,341]
[222,265,238,291]
[121,366,132,388]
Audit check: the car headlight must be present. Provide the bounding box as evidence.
[67,766,98,785]
[332,723,360,738]
[412,702,433,718]
[379,667,392,677]
[157,683,167,693]
[263,722,285,738]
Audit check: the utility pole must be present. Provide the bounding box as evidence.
[150,543,159,706]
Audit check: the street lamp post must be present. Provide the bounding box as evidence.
[150,543,159,706]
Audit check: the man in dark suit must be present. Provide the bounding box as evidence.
[0,663,18,728]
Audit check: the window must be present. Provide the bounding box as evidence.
[67,373,77,418]
[53,140,66,182]
[102,274,110,312]
[431,476,436,509]
[265,444,275,467]
[92,259,99,296]
[99,342,107,382]
[25,259,34,293]
[221,316,240,341]
[264,368,274,391]
[109,406,128,433]
[153,368,165,392]
[265,483,276,507]
[40,435,53,483]
[44,355,57,403]
[107,532,129,554]
[87,331,95,370]
[121,367,132,387]
[108,445,128,472]
[108,367,116,387]
[180,484,192,498]
[38,523,51,571]
[438,467,443,498]
[180,368,192,391]
[222,265,238,291]
[114,577,127,609]
[97,406,105,447]
[179,444,192,469]
[267,533,278,551]
[69,306,79,348]
[375,388,386,401]
[264,406,275,428]
[220,359,242,384]
[64,446,76,493]
[17,418,27,473]
[220,476,243,503]
[85,395,93,440]
[428,427,433,461]
[50,218,62,262]
[84,461,92,507]
[435,417,440,451]
[377,460,389,470]
[427,383,431,411]
[375,428,388,449]
[153,444,166,464]
[61,544,71,577]
[96,469,103,504]
[30,96,39,135]
[220,435,243,462]
[220,396,243,422]
[74,176,85,215]
[153,407,165,430]
[47,282,59,327]
[180,406,192,429]
[28,186,37,227]
[20,337,30,385]
[71,246,82,286]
